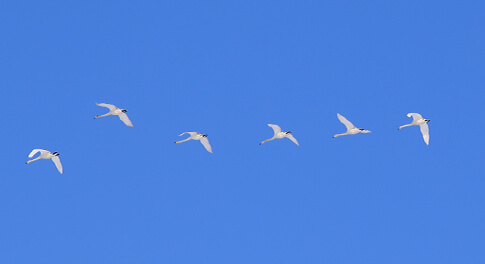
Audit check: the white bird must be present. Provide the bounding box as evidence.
[398,113,430,145]
[333,113,371,138]
[26,149,63,174]
[175,132,212,153]
[94,103,133,127]
[260,124,299,146]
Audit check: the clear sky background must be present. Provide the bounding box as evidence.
[1,1,484,263]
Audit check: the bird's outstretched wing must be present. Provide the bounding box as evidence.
[96,103,117,111]
[200,137,213,153]
[118,113,133,127]
[419,123,429,145]
[268,124,282,134]
[51,156,63,174]
[179,132,197,137]
[286,134,299,146]
[407,113,423,121]
[29,149,47,158]
[337,113,356,130]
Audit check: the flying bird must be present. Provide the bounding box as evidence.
[260,124,299,146]
[398,113,430,145]
[175,132,212,153]
[26,149,63,174]
[94,103,133,127]
[333,113,371,138]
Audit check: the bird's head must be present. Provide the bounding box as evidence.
[122,109,128,113]
[286,131,292,134]
[52,152,60,156]
[425,119,430,122]
[202,134,208,137]
[360,129,371,133]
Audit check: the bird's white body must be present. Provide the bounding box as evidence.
[175,132,213,153]
[26,149,63,174]
[333,113,371,138]
[260,124,299,146]
[398,113,430,145]
[95,103,133,127]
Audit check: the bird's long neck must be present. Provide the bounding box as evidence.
[260,136,276,145]
[175,138,192,144]
[333,133,347,138]
[26,157,41,164]
[398,124,413,130]
[94,113,111,119]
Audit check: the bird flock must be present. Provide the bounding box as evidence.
[25,103,431,174]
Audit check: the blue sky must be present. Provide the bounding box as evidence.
[1,1,484,263]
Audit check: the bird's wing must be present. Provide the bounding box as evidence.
[200,137,213,153]
[337,113,356,130]
[268,124,282,134]
[29,149,47,158]
[419,123,429,145]
[51,156,63,174]
[96,103,117,111]
[118,113,133,127]
[286,134,299,146]
[407,113,423,121]
[179,132,197,137]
